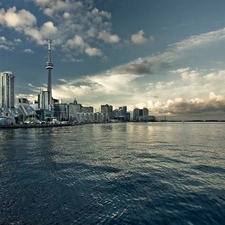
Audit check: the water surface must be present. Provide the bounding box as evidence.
[1,122,225,224]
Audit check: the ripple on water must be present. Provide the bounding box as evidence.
[1,123,225,224]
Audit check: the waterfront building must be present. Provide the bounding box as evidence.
[112,109,119,119]
[101,104,113,121]
[14,98,37,122]
[51,103,69,121]
[68,99,85,121]
[133,108,139,120]
[111,106,128,121]
[143,108,149,117]
[0,116,15,125]
[133,107,155,121]
[45,36,54,105]
[94,112,104,123]
[118,106,127,120]
[38,91,49,110]
[126,112,130,121]
[82,106,93,113]
[0,71,15,109]
[68,102,80,121]
[68,103,78,121]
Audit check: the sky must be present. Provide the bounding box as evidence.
[1,0,225,120]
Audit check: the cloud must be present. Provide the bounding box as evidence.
[23,21,58,45]
[116,62,153,75]
[32,0,118,58]
[26,71,141,106]
[66,35,86,49]
[98,30,120,43]
[0,44,10,50]
[0,7,36,28]
[87,27,97,37]
[169,27,225,51]
[63,12,70,19]
[39,21,57,38]
[91,8,111,19]
[128,92,225,119]
[34,0,83,17]
[14,38,22,43]
[66,35,102,57]
[157,93,225,115]
[0,6,58,45]
[85,47,102,57]
[0,36,6,42]
[122,27,225,77]
[0,1,120,60]
[23,48,34,53]
[0,35,14,50]
[131,30,148,44]
[114,26,225,78]
[115,57,171,75]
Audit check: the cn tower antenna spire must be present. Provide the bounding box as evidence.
[45,34,53,105]
[48,34,51,61]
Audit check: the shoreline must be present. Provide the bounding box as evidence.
[0,123,78,129]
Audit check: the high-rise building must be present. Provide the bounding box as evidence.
[101,104,113,121]
[0,71,15,109]
[118,106,127,120]
[143,108,149,117]
[38,90,49,110]
[133,108,139,120]
[45,36,53,105]
[133,107,155,121]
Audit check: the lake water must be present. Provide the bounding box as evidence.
[1,122,225,224]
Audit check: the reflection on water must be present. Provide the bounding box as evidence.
[1,122,225,224]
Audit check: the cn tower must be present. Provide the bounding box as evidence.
[45,35,53,105]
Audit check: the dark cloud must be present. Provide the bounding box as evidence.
[116,59,172,75]
[159,98,225,115]
[116,60,157,74]
[116,63,152,74]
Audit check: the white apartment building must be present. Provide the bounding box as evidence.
[0,71,15,109]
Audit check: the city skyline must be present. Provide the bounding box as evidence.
[1,0,225,120]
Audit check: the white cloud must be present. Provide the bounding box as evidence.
[63,12,70,19]
[0,36,6,43]
[0,6,58,45]
[87,27,97,37]
[23,48,34,53]
[66,35,102,57]
[39,21,57,38]
[88,73,140,94]
[35,0,49,5]
[85,47,102,57]
[169,27,225,51]
[67,35,86,49]
[14,38,22,43]
[0,44,10,50]
[0,0,120,60]
[98,31,120,43]
[0,36,14,50]
[131,30,148,44]
[34,0,83,17]
[21,21,57,45]
[0,7,36,28]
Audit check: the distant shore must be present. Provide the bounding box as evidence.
[0,123,76,129]
[1,120,225,129]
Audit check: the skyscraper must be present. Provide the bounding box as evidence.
[45,36,53,105]
[0,71,15,109]
[101,104,113,121]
